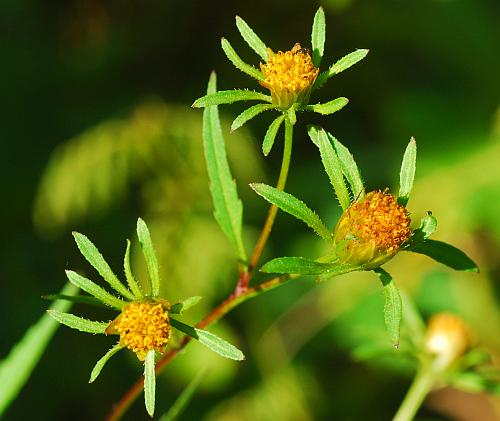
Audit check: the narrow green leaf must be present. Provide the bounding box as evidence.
[0,283,77,416]
[262,113,286,156]
[314,49,369,89]
[329,134,365,198]
[136,218,161,297]
[406,239,479,272]
[124,239,143,299]
[170,319,245,361]
[235,16,268,62]
[144,349,156,418]
[261,256,354,276]
[250,183,331,240]
[307,124,321,147]
[193,89,271,109]
[311,7,326,67]
[287,107,297,126]
[398,137,417,206]
[66,270,126,309]
[89,343,124,383]
[220,38,264,81]
[72,232,134,300]
[41,294,106,308]
[159,369,207,421]
[203,73,247,261]
[375,268,402,348]
[407,212,437,246]
[304,97,349,115]
[231,104,274,132]
[314,128,351,210]
[170,296,203,314]
[47,310,108,334]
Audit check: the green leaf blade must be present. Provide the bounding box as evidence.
[261,256,354,276]
[41,293,106,308]
[407,212,437,246]
[220,38,264,81]
[314,49,369,89]
[65,270,126,309]
[0,283,77,416]
[329,134,365,199]
[262,113,286,156]
[89,343,124,383]
[231,104,274,132]
[305,97,349,115]
[398,137,417,206]
[203,73,247,261]
[193,89,271,108]
[375,268,402,348]
[406,239,479,272]
[124,239,143,299]
[47,310,108,334]
[170,296,203,314]
[250,183,331,240]
[136,218,161,297]
[144,349,156,418]
[311,7,326,68]
[72,232,134,300]
[310,127,350,210]
[235,16,268,62]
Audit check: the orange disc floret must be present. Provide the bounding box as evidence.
[333,191,411,268]
[109,301,170,361]
[260,43,319,109]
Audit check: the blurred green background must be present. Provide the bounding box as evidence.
[1,0,499,420]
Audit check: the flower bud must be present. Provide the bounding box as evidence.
[425,313,470,371]
[106,300,171,361]
[259,43,319,109]
[333,191,411,269]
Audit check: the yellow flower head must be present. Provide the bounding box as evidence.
[333,191,412,268]
[425,313,471,371]
[107,301,170,361]
[259,43,319,109]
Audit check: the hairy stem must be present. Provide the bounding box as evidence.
[393,364,436,421]
[105,275,292,421]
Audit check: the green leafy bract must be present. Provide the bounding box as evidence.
[311,7,326,68]
[47,310,108,334]
[220,38,264,81]
[375,268,402,348]
[137,218,161,297]
[261,256,354,276]
[305,97,348,115]
[124,239,143,298]
[193,89,270,108]
[250,183,331,241]
[89,343,124,383]
[170,296,203,314]
[262,113,286,156]
[144,349,156,417]
[314,49,369,89]
[231,104,274,132]
[202,73,247,261]
[398,137,417,206]
[235,16,268,62]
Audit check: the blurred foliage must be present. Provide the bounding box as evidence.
[2,0,499,420]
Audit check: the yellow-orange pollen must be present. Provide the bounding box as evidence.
[348,191,411,253]
[259,43,319,108]
[113,302,170,360]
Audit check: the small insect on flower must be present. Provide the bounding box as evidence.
[46,218,244,417]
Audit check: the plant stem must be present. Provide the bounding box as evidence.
[105,274,292,421]
[247,116,293,276]
[393,364,436,421]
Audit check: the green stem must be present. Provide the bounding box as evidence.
[248,115,293,275]
[393,364,436,421]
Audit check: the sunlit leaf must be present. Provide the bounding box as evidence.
[65,270,127,309]
[202,73,247,261]
[375,268,402,348]
[144,349,156,417]
[407,212,437,246]
[0,284,77,416]
[171,319,245,361]
[170,296,203,314]
[89,343,124,383]
[314,49,369,89]
[137,218,161,297]
[304,97,348,115]
[398,137,417,206]
[72,232,134,300]
[406,239,479,272]
[261,256,354,276]
[193,89,271,109]
[41,293,106,308]
[250,183,331,240]
[235,16,268,62]
[311,7,326,67]
[262,113,286,156]
[124,239,143,299]
[231,104,274,132]
[47,310,108,334]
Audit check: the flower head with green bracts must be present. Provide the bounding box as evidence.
[192,7,368,156]
[251,126,479,347]
[46,218,244,417]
